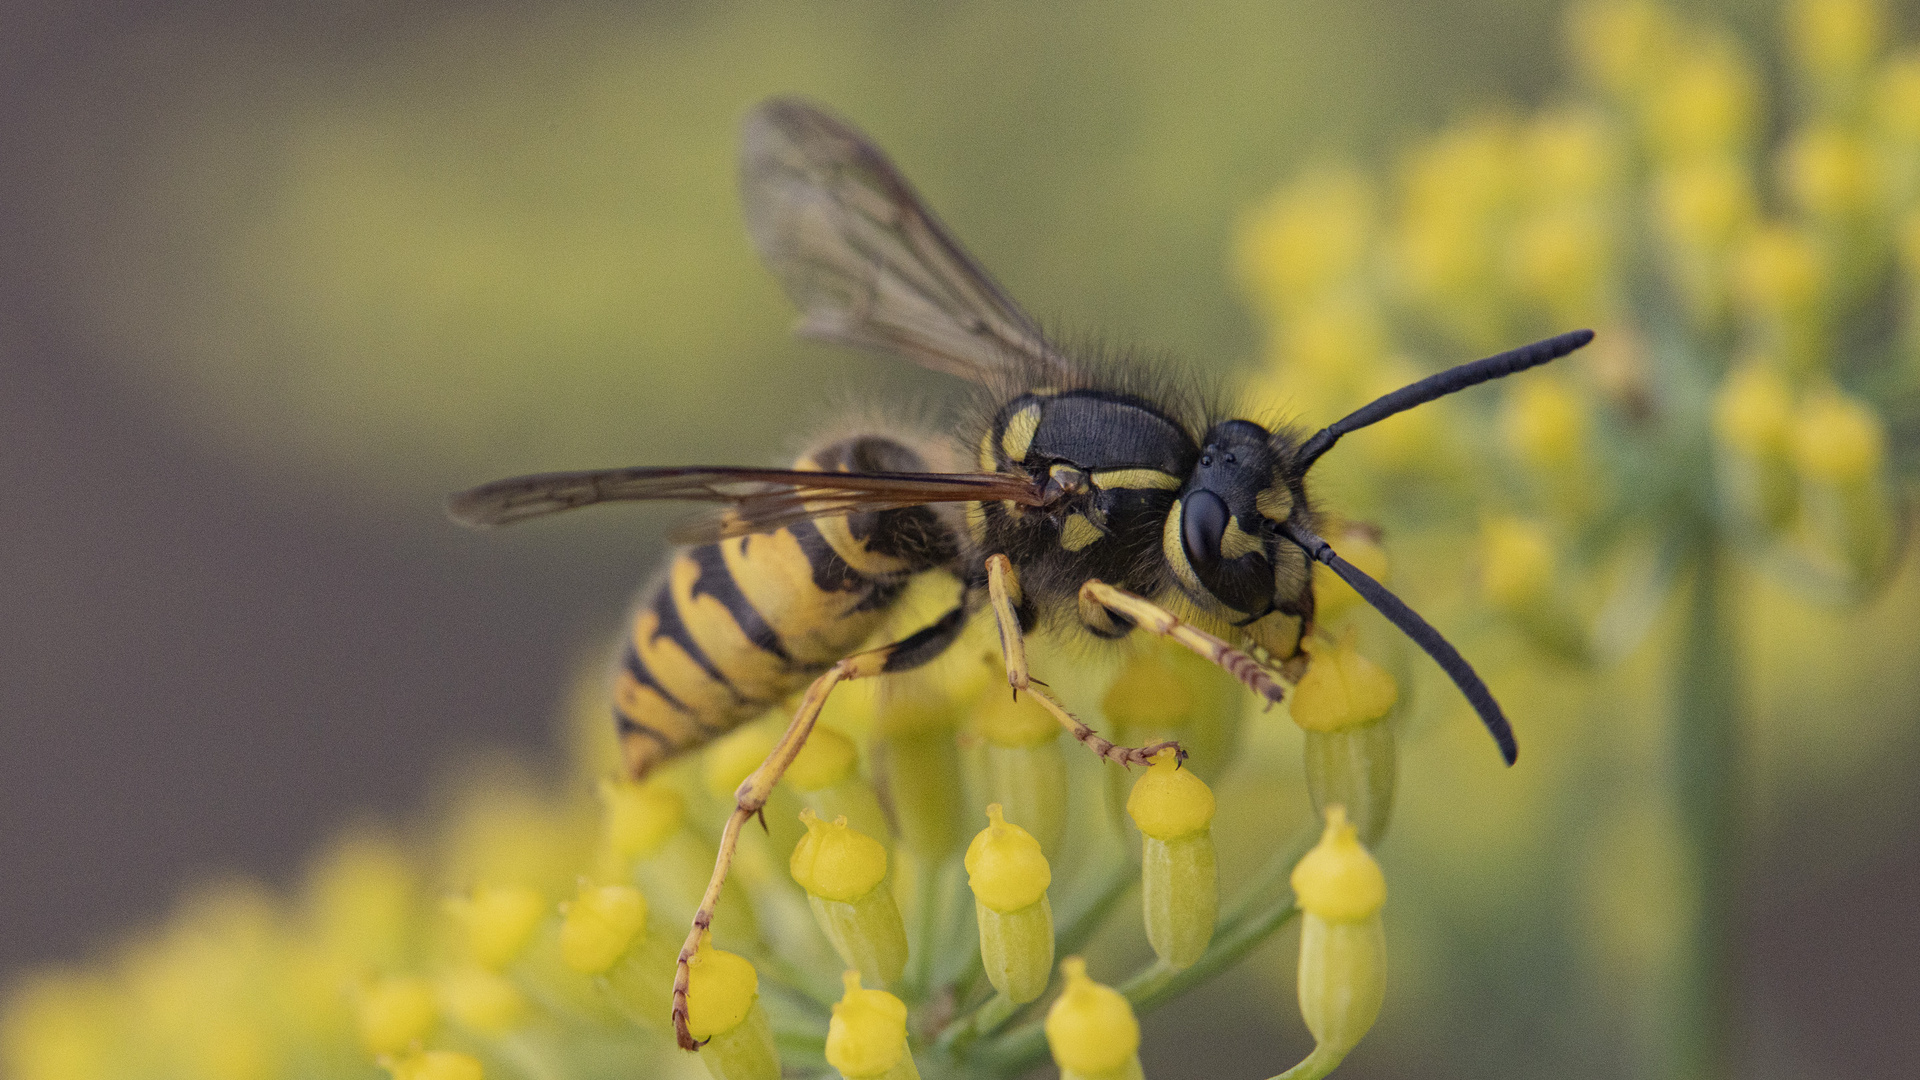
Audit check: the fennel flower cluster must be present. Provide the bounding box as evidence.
[1235,0,1916,1076]
[2,581,1405,1080]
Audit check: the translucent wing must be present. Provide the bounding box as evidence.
[741,97,1072,384]
[447,466,1044,543]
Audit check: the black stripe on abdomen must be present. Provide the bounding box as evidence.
[687,543,792,665]
[645,588,749,705]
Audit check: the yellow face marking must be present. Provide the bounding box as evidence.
[1220,519,1264,560]
[999,403,1043,463]
[1091,467,1181,491]
[1162,500,1206,597]
[1060,513,1103,551]
[1255,485,1294,522]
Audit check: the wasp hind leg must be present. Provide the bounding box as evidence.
[984,554,1181,768]
[670,601,969,1051]
[1078,580,1289,708]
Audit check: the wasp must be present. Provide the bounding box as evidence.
[448,97,1593,1049]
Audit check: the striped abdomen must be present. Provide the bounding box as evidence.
[615,436,958,778]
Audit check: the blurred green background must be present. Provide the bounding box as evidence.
[4,0,1916,1078]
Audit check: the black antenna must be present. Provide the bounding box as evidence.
[1295,329,1595,471]
[1283,523,1519,766]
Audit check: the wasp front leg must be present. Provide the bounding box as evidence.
[1078,580,1289,707]
[983,554,1180,768]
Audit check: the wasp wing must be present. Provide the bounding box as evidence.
[448,465,1042,543]
[741,97,1072,385]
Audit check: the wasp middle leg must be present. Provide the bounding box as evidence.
[1078,580,1289,707]
[983,554,1181,768]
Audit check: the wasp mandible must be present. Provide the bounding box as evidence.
[448,97,1594,1050]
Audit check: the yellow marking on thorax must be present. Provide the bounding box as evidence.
[999,402,1043,463]
[1060,513,1103,551]
[966,502,990,545]
[1091,468,1181,491]
[1255,485,1294,522]
[978,429,1000,471]
[1220,519,1264,560]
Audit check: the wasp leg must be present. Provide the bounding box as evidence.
[1079,580,1288,707]
[670,604,968,1051]
[985,554,1030,694]
[983,556,1181,767]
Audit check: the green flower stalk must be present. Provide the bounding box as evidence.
[1126,748,1218,970]
[1044,958,1144,1080]
[964,804,1055,1004]
[826,972,919,1080]
[790,810,909,989]
[969,692,1069,860]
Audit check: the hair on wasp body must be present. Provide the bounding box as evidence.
[446,95,1594,1050]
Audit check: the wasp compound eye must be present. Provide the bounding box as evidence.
[1181,489,1230,575]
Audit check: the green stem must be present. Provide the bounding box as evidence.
[1265,1041,1348,1080]
[932,990,1020,1056]
[1664,537,1741,1080]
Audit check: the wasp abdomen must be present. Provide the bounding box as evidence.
[615,436,955,778]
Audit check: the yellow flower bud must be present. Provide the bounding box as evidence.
[825,972,916,1080]
[966,805,1055,1003]
[973,692,1057,748]
[1312,527,1389,624]
[684,934,757,1043]
[1645,40,1759,162]
[1503,377,1591,470]
[1126,748,1215,841]
[1292,807,1388,1061]
[1291,807,1387,923]
[685,935,780,1080]
[1481,516,1556,612]
[1791,392,1886,483]
[598,778,684,864]
[1289,634,1398,734]
[1781,127,1875,219]
[1654,160,1757,255]
[1788,0,1884,83]
[791,811,907,987]
[559,883,646,976]
[357,976,437,1056]
[1567,0,1681,96]
[1128,749,1219,969]
[787,726,860,792]
[1874,52,1920,144]
[1735,225,1823,316]
[435,968,527,1036]
[964,805,1051,912]
[704,723,778,799]
[1045,958,1142,1080]
[790,811,888,904]
[382,1050,484,1080]
[446,884,545,970]
[1713,365,1795,457]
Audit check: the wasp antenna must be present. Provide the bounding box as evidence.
[1283,523,1519,766]
[1295,329,1595,471]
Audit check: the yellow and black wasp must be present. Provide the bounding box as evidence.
[448,97,1594,1049]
